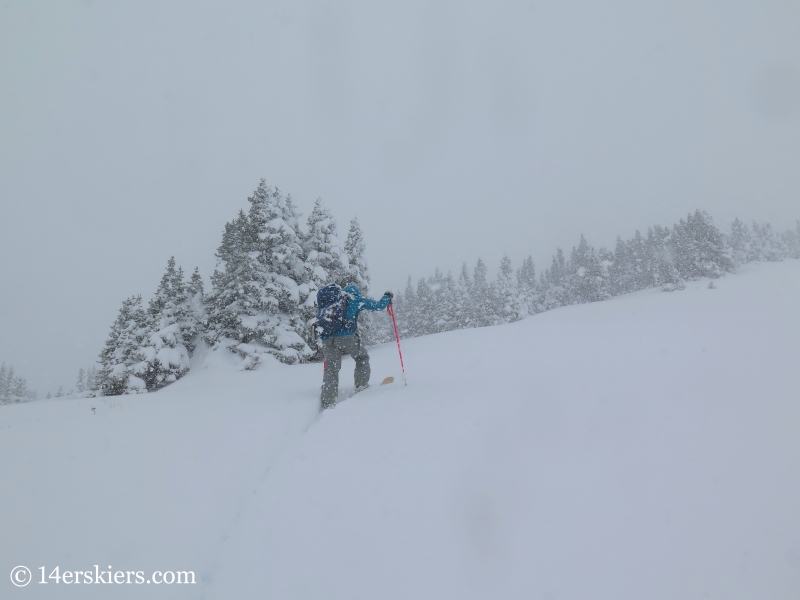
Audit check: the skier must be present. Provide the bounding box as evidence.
[319,285,393,409]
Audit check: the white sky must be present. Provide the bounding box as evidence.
[1,0,799,394]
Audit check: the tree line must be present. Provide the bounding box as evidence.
[0,363,37,404]
[57,178,800,398]
[371,211,800,342]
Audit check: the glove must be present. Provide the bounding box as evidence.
[384,291,394,301]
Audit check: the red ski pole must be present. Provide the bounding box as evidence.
[387,304,407,385]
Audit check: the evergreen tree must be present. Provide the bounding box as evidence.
[23,380,31,399]
[787,221,800,259]
[471,258,497,327]
[5,366,14,402]
[454,263,473,329]
[541,248,569,310]
[300,199,349,352]
[302,200,350,290]
[98,295,149,396]
[438,271,461,332]
[495,255,524,322]
[729,218,756,265]
[241,180,310,365]
[415,277,436,335]
[85,366,98,395]
[400,276,418,337]
[139,257,192,392]
[425,269,457,333]
[671,211,734,279]
[344,217,370,292]
[516,255,538,314]
[76,369,86,393]
[343,217,382,345]
[567,235,610,303]
[205,210,250,349]
[182,267,206,355]
[751,221,787,261]
[0,363,36,403]
[645,226,681,288]
[427,269,447,333]
[0,364,7,403]
[206,180,311,367]
[608,236,633,296]
[627,231,653,290]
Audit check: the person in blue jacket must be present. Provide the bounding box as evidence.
[320,285,393,409]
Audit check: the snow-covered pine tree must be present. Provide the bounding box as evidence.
[138,257,192,392]
[85,366,98,395]
[415,277,437,335]
[0,364,29,404]
[0,364,8,403]
[98,295,149,396]
[608,236,634,296]
[205,210,250,350]
[300,199,349,353]
[182,267,206,355]
[598,246,614,289]
[205,182,312,367]
[238,180,311,366]
[398,276,418,338]
[516,255,539,314]
[729,218,756,266]
[645,226,681,289]
[541,248,569,310]
[423,268,454,333]
[241,182,308,365]
[436,270,460,333]
[453,263,473,329]
[303,200,350,290]
[431,270,445,333]
[344,217,370,291]
[787,221,800,259]
[4,366,17,402]
[471,258,497,327]
[76,369,86,393]
[626,230,653,291]
[343,216,384,345]
[426,270,445,334]
[14,375,35,401]
[671,211,734,279]
[495,255,524,322]
[567,235,610,303]
[751,221,788,261]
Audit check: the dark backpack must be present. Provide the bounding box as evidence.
[315,284,349,339]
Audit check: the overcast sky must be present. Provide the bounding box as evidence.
[1,0,798,394]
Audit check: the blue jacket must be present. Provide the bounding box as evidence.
[326,285,391,339]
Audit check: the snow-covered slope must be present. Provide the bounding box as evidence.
[2,261,800,599]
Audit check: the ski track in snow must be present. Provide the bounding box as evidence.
[2,260,800,600]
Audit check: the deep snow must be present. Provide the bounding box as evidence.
[2,261,800,599]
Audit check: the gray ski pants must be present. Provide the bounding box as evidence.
[320,334,370,406]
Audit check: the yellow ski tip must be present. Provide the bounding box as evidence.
[380,377,395,385]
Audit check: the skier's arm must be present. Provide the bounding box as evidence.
[357,294,392,312]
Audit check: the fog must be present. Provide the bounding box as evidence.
[1,0,798,394]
